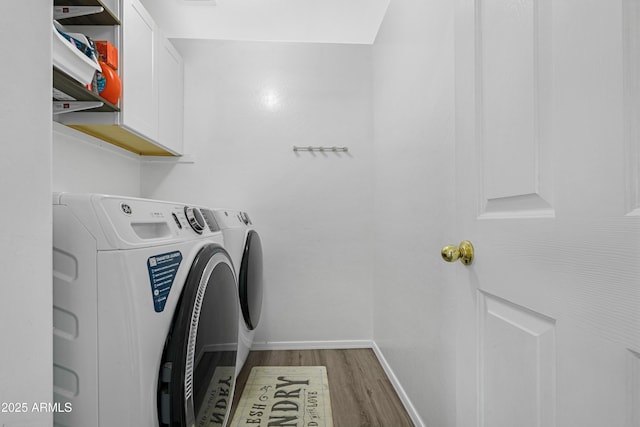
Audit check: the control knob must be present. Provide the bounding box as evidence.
[184,206,206,234]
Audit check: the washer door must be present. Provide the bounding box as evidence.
[239,230,263,331]
[158,244,238,427]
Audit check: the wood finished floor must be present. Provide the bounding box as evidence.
[230,348,415,427]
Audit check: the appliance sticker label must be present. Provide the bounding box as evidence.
[147,251,183,313]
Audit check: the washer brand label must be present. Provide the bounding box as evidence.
[147,251,183,312]
[120,203,132,215]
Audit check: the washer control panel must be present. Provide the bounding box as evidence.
[54,193,226,249]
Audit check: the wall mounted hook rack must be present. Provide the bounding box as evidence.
[293,146,349,153]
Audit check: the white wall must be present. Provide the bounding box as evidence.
[52,123,141,197]
[142,40,374,345]
[0,3,53,426]
[372,0,457,426]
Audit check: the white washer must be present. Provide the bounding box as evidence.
[213,209,263,373]
[53,193,239,427]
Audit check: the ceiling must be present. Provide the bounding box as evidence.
[139,0,390,44]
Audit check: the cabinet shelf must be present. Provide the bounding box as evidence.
[53,0,183,157]
[53,66,119,112]
[54,0,120,25]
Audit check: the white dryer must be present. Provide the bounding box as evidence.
[53,193,239,427]
[213,209,263,373]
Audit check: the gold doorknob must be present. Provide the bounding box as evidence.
[441,240,474,265]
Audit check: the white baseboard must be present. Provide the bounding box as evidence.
[371,342,426,427]
[250,339,425,427]
[251,339,374,351]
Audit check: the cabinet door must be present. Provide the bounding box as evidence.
[121,0,158,142]
[157,34,184,155]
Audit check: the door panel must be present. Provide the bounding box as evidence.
[630,351,640,426]
[479,292,556,427]
[455,0,640,426]
[477,0,554,218]
[624,0,640,215]
[481,0,538,199]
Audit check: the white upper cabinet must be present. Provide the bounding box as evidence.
[54,0,184,156]
[121,0,158,143]
[157,31,184,155]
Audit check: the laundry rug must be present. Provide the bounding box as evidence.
[229,366,334,427]
[195,366,235,427]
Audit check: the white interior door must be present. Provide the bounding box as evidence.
[454,1,640,426]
